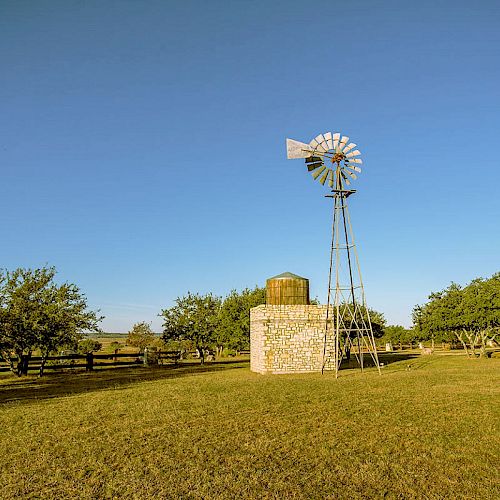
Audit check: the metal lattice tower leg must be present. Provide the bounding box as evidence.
[322,168,381,377]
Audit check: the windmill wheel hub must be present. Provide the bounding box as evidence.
[331,152,345,164]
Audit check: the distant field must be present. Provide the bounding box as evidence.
[87,332,160,340]
[0,356,498,499]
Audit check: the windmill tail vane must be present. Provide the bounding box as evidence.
[285,131,380,377]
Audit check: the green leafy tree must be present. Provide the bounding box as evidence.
[413,273,500,357]
[161,293,221,364]
[459,275,500,356]
[109,341,123,352]
[413,284,463,345]
[366,307,386,338]
[382,325,421,348]
[0,266,102,375]
[383,325,407,345]
[127,321,156,352]
[0,268,42,374]
[37,283,103,375]
[217,287,265,355]
[77,339,103,354]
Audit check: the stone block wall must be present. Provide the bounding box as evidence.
[250,305,336,374]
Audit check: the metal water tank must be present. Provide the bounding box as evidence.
[266,272,310,305]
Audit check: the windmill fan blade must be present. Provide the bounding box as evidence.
[326,169,334,187]
[305,156,324,171]
[338,136,350,151]
[311,165,326,180]
[316,141,328,153]
[342,168,357,180]
[322,132,333,150]
[318,168,332,185]
[333,133,340,150]
[341,171,351,186]
[286,138,313,159]
[315,137,328,153]
[347,165,362,173]
[308,164,323,173]
[348,158,363,164]
[309,138,319,149]
[343,143,356,153]
[346,150,361,158]
[305,156,322,163]
[307,161,324,172]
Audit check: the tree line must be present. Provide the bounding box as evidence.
[2,265,498,375]
[0,265,268,373]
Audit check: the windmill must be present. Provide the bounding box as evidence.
[286,132,381,377]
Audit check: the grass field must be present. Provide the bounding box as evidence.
[0,355,498,499]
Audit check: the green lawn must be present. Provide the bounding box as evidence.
[0,356,498,499]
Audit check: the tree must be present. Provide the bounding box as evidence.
[413,284,463,345]
[366,307,387,338]
[0,266,102,375]
[127,321,156,352]
[382,325,421,348]
[217,287,265,355]
[161,293,221,364]
[383,325,407,346]
[329,303,386,338]
[109,341,123,352]
[413,273,500,357]
[77,339,103,354]
[0,268,40,374]
[458,275,500,356]
[36,282,103,375]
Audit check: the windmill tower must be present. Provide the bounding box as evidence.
[286,132,381,377]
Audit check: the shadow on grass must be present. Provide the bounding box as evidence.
[340,351,420,371]
[0,360,249,405]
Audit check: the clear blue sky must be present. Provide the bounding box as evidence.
[1,0,499,331]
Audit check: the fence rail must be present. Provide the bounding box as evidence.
[0,350,181,375]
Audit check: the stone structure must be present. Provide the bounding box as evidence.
[250,304,336,374]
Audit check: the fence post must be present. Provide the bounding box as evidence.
[86,352,94,371]
[22,354,30,376]
[143,347,158,367]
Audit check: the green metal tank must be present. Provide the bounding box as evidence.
[266,272,310,305]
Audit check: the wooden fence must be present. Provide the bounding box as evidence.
[0,350,181,375]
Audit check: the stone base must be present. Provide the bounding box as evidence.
[250,305,335,374]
